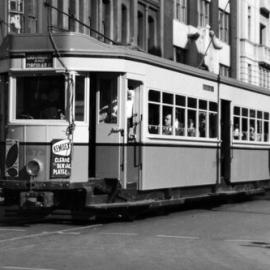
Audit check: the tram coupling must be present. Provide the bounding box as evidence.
[20,191,54,209]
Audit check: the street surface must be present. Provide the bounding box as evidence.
[0,194,270,270]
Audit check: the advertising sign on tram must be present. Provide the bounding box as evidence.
[50,139,71,178]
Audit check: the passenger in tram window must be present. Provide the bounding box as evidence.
[40,89,64,119]
[162,114,172,135]
[233,123,240,139]
[175,108,185,136]
[99,98,118,123]
[199,113,206,137]
[242,131,247,140]
[109,100,118,123]
[176,122,184,136]
[127,88,136,140]
[187,118,196,137]
[127,89,134,127]
[250,126,255,141]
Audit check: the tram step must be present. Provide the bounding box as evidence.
[86,199,155,210]
[216,188,265,196]
[87,188,265,210]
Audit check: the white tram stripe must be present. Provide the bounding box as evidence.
[0,224,102,243]
[2,267,56,270]
[156,234,200,240]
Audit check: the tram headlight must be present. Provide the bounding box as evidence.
[26,159,41,177]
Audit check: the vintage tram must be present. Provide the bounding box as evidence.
[0,32,269,217]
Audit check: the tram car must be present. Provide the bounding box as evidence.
[0,32,269,217]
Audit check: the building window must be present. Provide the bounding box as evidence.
[260,23,266,45]
[259,65,270,89]
[248,64,252,84]
[148,90,217,139]
[219,64,230,77]
[137,4,160,55]
[148,8,160,56]
[137,10,144,49]
[102,0,111,43]
[24,0,38,33]
[68,0,76,32]
[248,6,251,40]
[218,9,230,43]
[175,0,187,24]
[8,0,24,33]
[233,106,269,143]
[121,4,128,44]
[198,0,210,27]
[148,15,156,51]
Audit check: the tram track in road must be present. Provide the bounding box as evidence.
[0,224,103,244]
[0,267,57,270]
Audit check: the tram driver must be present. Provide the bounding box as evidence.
[40,88,64,119]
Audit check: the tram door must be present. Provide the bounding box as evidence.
[92,73,124,184]
[220,99,231,183]
[125,80,142,188]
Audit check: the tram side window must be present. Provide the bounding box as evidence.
[75,76,85,121]
[199,100,207,138]
[233,106,270,143]
[187,98,197,137]
[148,90,218,139]
[99,77,118,124]
[233,107,240,140]
[163,106,173,135]
[264,112,269,142]
[250,109,256,141]
[148,90,160,134]
[241,108,248,140]
[257,111,262,141]
[16,76,65,120]
[175,95,185,136]
[162,93,174,135]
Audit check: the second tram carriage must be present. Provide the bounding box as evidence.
[0,32,269,216]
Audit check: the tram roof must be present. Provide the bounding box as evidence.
[0,32,270,96]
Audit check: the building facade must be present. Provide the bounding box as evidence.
[0,0,163,56]
[165,0,234,76]
[1,0,270,89]
[237,0,270,88]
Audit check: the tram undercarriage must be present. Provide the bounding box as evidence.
[0,177,267,220]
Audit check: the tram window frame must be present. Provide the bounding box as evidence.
[14,75,67,122]
[148,89,218,140]
[98,75,118,124]
[233,105,270,143]
[74,75,87,122]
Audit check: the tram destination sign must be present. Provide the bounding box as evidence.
[26,53,53,68]
[50,139,71,179]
